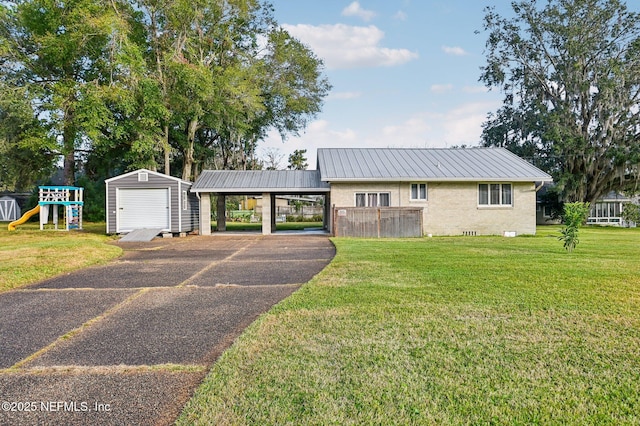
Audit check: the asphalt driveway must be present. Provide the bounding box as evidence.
[0,234,335,425]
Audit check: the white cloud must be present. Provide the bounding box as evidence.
[342,1,376,22]
[430,84,454,94]
[261,120,359,168]
[442,45,468,56]
[260,100,502,167]
[418,101,500,147]
[328,91,363,100]
[393,10,408,21]
[282,23,418,70]
[462,86,489,94]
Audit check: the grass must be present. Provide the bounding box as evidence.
[178,226,640,425]
[214,221,324,232]
[0,222,122,292]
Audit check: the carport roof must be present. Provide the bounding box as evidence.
[192,170,330,194]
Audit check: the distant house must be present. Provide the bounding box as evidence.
[192,148,552,237]
[537,185,638,227]
[587,192,635,226]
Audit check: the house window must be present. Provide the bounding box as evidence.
[355,192,391,207]
[410,183,427,201]
[479,183,512,206]
[182,191,188,210]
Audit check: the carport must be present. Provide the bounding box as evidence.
[191,170,331,235]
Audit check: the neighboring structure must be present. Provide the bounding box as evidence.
[191,148,552,237]
[537,186,638,227]
[587,191,634,226]
[0,196,20,222]
[239,195,323,219]
[105,169,199,234]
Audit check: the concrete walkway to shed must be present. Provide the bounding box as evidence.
[0,234,335,425]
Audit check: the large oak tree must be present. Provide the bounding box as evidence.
[0,0,141,186]
[480,0,640,202]
[0,0,330,188]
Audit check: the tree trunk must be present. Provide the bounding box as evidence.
[182,118,199,181]
[163,124,170,175]
[62,110,76,186]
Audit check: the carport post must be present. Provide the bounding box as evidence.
[324,192,331,232]
[199,193,211,236]
[270,194,277,233]
[217,194,226,232]
[262,192,271,235]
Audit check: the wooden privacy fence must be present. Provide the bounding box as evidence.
[333,207,423,238]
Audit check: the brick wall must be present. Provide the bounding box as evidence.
[329,181,537,236]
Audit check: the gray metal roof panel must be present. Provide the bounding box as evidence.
[192,170,330,193]
[317,148,552,182]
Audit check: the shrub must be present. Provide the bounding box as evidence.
[285,215,323,223]
[621,203,640,226]
[558,202,590,252]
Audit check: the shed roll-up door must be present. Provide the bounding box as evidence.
[117,188,170,232]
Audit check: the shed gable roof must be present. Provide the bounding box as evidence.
[192,170,330,193]
[317,148,552,182]
[105,168,193,186]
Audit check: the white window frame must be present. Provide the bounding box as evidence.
[478,183,512,207]
[182,191,188,210]
[410,183,427,201]
[355,192,391,207]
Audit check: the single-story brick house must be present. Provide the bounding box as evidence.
[191,147,552,237]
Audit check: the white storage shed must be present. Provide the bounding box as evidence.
[105,169,199,234]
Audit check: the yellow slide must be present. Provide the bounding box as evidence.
[8,205,40,231]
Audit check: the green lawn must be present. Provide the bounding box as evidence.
[0,222,121,292]
[178,226,640,425]
[214,221,324,232]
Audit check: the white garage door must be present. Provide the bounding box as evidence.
[117,188,170,232]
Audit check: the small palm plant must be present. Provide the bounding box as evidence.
[558,202,590,252]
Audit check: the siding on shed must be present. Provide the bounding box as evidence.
[106,169,198,234]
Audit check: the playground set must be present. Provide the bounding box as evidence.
[7,186,83,231]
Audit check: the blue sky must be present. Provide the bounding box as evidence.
[261,0,515,168]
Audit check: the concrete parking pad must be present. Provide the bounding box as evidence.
[0,370,204,426]
[30,262,209,289]
[194,259,331,286]
[240,245,336,261]
[29,286,299,367]
[0,289,135,369]
[0,234,334,425]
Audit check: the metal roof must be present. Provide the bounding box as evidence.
[191,170,330,193]
[317,147,553,182]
